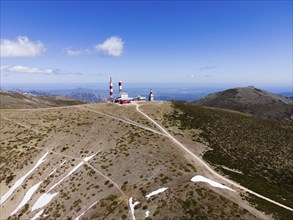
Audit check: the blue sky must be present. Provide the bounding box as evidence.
[0,1,292,88]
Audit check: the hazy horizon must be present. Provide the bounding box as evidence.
[1,82,292,96]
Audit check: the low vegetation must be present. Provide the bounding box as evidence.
[167,102,293,218]
[195,86,293,124]
[1,101,286,219]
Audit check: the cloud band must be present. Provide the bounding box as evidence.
[0,65,82,75]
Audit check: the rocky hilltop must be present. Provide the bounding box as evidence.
[195,86,293,123]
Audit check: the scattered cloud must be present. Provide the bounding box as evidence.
[95,36,124,57]
[0,65,82,75]
[65,48,82,56]
[188,73,211,78]
[187,74,198,78]
[0,36,46,57]
[199,65,217,71]
[86,73,106,77]
[53,69,82,75]
[64,36,124,57]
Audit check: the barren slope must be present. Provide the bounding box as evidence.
[0,102,275,219]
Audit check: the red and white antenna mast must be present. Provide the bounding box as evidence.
[109,77,113,102]
[119,81,122,98]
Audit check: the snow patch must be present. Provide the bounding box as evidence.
[52,156,93,189]
[75,200,99,220]
[221,166,243,174]
[191,175,235,191]
[10,181,43,216]
[0,152,48,205]
[31,192,59,211]
[48,168,57,177]
[48,161,84,191]
[129,197,139,220]
[31,161,85,212]
[60,160,67,166]
[31,209,44,220]
[145,210,150,218]
[145,187,168,199]
[83,153,96,162]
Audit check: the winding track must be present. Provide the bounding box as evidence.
[76,106,166,137]
[134,102,293,212]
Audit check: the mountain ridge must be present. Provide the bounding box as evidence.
[195,86,293,123]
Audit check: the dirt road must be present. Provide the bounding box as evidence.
[134,102,293,212]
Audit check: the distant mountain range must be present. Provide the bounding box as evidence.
[2,87,293,122]
[3,86,213,102]
[3,88,108,104]
[0,90,86,109]
[66,91,108,103]
[8,88,51,96]
[278,92,293,98]
[195,86,293,123]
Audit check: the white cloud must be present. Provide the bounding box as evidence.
[64,48,82,56]
[0,36,46,57]
[1,65,52,74]
[188,73,211,78]
[64,36,124,57]
[0,65,82,75]
[95,36,124,57]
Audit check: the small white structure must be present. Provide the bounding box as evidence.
[115,92,133,103]
[133,95,146,101]
[149,89,154,101]
[121,92,129,100]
